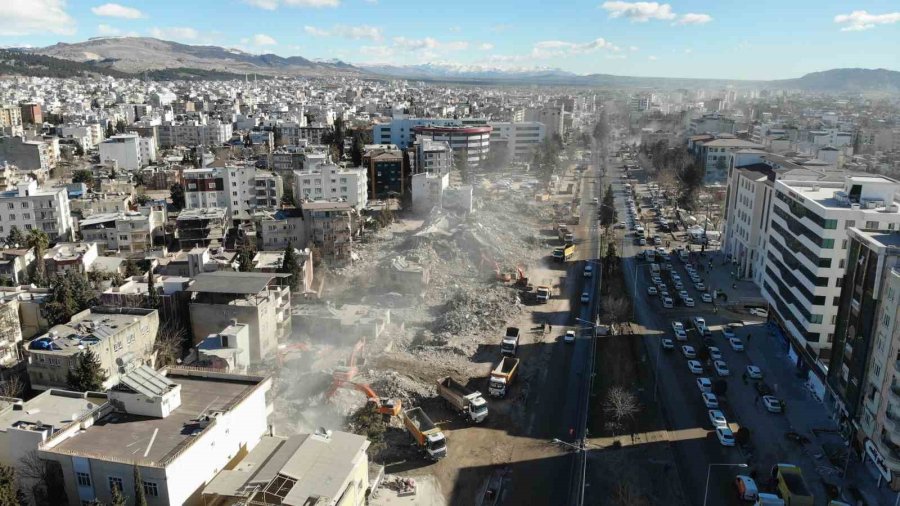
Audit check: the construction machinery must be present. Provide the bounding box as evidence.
[437,377,488,423]
[276,342,310,367]
[489,357,520,397]
[326,380,403,417]
[402,407,448,460]
[332,339,365,383]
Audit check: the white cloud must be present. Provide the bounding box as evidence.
[605,54,627,60]
[479,43,495,51]
[532,38,619,58]
[393,36,439,51]
[629,45,639,51]
[2,0,75,36]
[251,34,277,45]
[676,13,712,25]
[364,0,378,3]
[834,10,900,31]
[684,48,692,54]
[600,1,675,21]
[243,0,279,9]
[149,26,199,41]
[648,55,657,61]
[304,26,330,37]
[91,3,144,19]
[358,45,395,61]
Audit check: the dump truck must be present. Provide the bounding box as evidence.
[437,377,488,423]
[557,223,569,241]
[771,464,813,506]
[501,327,520,356]
[489,357,520,397]
[535,285,551,303]
[402,407,448,460]
[552,243,575,261]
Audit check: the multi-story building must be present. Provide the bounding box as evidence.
[256,208,307,251]
[79,207,166,254]
[293,164,367,209]
[763,176,900,377]
[201,430,370,506]
[18,103,42,125]
[411,171,449,214]
[38,366,272,506]
[362,145,405,199]
[407,138,451,176]
[0,298,22,368]
[411,124,492,170]
[372,115,488,149]
[693,137,765,183]
[0,180,73,242]
[0,106,23,136]
[488,121,546,161]
[302,201,358,259]
[157,119,233,148]
[188,271,292,364]
[825,229,900,488]
[175,208,228,250]
[43,242,99,276]
[24,306,159,390]
[0,136,50,172]
[0,248,35,285]
[525,105,564,139]
[60,124,103,150]
[99,134,141,171]
[183,165,282,220]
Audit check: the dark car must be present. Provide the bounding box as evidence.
[754,382,773,396]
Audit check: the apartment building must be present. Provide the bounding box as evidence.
[24,306,160,390]
[372,115,488,149]
[525,105,564,139]
[188,271,292,363]
[38,366,272,506]
[0,180,73,242]
[763,176,900,375]
[0,105,23,136]
[183,165,283,220]
[411,171,449,215]
[0,248,34,285]
[0,136,50,172]
[302,201,358,259]
[42,242,99,276]
[0,298,22,368]
[362,145,405,199]
[411,124,492,170]
[175,208,228,250]
[202,430,370,506]
[256,208,308,251]
[19,103,42,125]
[157,119,233,148]
[825,230,900,488]
[293,164,368,209]
[489,121,546,161]
[98,133,156,171]
[693,137,765,183]
[407,138,451,176]
[60,124,103,150]
[79,208,166,254]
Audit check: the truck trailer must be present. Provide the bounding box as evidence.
[402,407,448,460]
[437,377,488,423]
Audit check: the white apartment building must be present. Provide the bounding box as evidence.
[183,166,283,220]
[0,180,73,242]
[293,164,367,209]
[157,120,233,148]
[723,166,776,285]
[411,171,449,214]
[408,139,452,176]
[695,138,765,184]
[762,176,900,368]
[98,134,140,170]
[256,208,307,251]
[61,124,103,150]
[525,105,564,139]
[372,115,488,149]
[38,367,272,506]
[411,125,492,169]
[489,121,546,161]
[79,207,166,253]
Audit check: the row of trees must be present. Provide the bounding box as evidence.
[531,135,565,184]
[640,140,705,210]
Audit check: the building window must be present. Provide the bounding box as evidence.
[24,224,32,230]
[76,472,92,487]
[21,202,28,208]
[108,476,123,493]
[6,203,12,210]
[113,341,122,352]
[846,220,855,229]
[142,481,159,497]
[865,221,878,230]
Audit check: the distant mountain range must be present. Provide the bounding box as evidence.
[0,37,896,94]
[31,37,359,77]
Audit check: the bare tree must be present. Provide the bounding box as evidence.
[602,296,631,326]
[19,451,66,506]
[614,479,651,506]
[603,386,640,437]
[0,376,24,399]
[155,322,186,367]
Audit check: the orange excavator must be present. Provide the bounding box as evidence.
[326,380,403,417]
[332,339,365,383]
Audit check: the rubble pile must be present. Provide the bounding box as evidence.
[367,370,436,403]
[434,285,523,335]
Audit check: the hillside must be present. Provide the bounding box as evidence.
[776,68,900,94]
[0,48,131,79]
[33,37,360,77]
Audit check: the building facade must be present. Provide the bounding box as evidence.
[0,180,73,242]
[363,146,405,199]
[411,125,492,170]
[488,121,546,161]
[293,164,367,209]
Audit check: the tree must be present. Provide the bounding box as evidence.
[0,376,24,398]
[19,451,66,506]
[133,465,147,506]
[43,271,98,326]
[236,242,256,272]
[454,149,470,184]
[278,244,301,292]
[603,386,640,437]
[26,229,49,286]
[72,169,93,184]
[350,129,371,167]
[599,184,618,228]
[6,226,25,248]
[123,259,141,278]
[146,268,161,309]
[110,485,126,506]
[169,183,185,210]
[115,119,126,134]
[66,347,107,392]
[154,322,186,367]
[0,463,24,505]
[105,122,115,139]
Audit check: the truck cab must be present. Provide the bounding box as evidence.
[468,396,489,423]
[489,375,509,397]
[501,327,520,356]
[535,286,551,303]
[425,432,448,460]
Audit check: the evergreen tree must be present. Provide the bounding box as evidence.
[6,226,25,248]
[110,485,126,506]
[236,243,255,272]
[123,259,141,277]
[42,271,98,326]
[115,119,126,134]
[146,268,161,310]
[599,184,618,228]
[66,347,107,392]
[278,244,301,292]
[26,229,49,287]
[72,169,93,184]
[106,122,115,139]
[133,465,147,506]
[169,183,185,210]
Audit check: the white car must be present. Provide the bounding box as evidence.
[692,316,707,330]
[708,346,722,360]
[729,338,745,351]
[695,282,706,291]
[671,273,681,282]
[581,292,590,304]
[746,365,763,379]
[651,275,662,284]
[673,281,684,291]
[638,238,647,246]
[716,427,736,447]
[681,345,696,358]
[763,395,783,413]
[678,290,690,301]
[684,297,695,307]
[701,292,713,303]
[662,297,674,309]
[708,409,728,428]
[564,330,576,344]
[696,377,712,393]
[687,360,703,374]
[661,338,674,350]
[690,274,702,283]
[749,307,769,318]
[714,360,730,377]
[702,392,719,408]
[647,286,658,296]
[722,325,736,340]
[671,321,686,334]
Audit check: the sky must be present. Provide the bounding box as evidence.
[3,0,900,80]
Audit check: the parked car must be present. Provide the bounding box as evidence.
[702,392,719,408]
[662,297,673,309]
[564,330,576,344]
[708,409,728,428]
[708,346,722,360]
[722,325,736,340]
[716,427,736,446]
[647,286,658,296]
[684,297,695,307]
[661,338,675,350]
[687,360,703,374]
[581,292,590,304]
[746,365,763,379]
[734,475,759,501]
[729,337,745,351]
[714,360,730,377]
[701,293,713,303]
[696,377,712,393]
[695,282,706,291]
[763,395,783,413]
[672,322,687,340]
[749,307,769,317]
[681,345,696,358]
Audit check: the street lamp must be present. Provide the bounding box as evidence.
[703,463,748,506]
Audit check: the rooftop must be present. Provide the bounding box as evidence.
[26,307,156,356]
[0,390,107,436]
[176,207,227,221]
[188,271,290,295]
[46,369,266,466]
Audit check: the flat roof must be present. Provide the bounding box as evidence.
[47,371,261,466]
[0,390,107,434]
[27,307,156,356]
[282,431,369,504]
[188,271,290,294]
